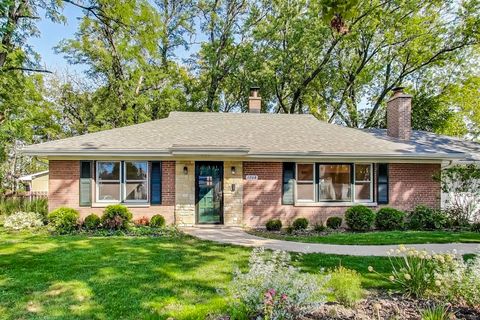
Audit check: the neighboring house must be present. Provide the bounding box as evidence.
[18,171,49,197]
[23,88,474,227]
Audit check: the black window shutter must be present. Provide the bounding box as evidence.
[150,162,162,205]
[377,163,389,204]
[79,161,92,206]
[282,162,295,205]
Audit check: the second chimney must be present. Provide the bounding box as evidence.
[387,87,413,140]
[249,86,261,113]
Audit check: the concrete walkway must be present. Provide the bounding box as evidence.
[182,227,480,257]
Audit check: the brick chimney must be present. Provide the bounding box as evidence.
[387,87,413,140]
[249,86,261,113]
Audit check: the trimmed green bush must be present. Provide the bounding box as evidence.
[408,205,447,230]
[101,205,132,230]
[84,214,101,230]
[265,219,282,231]
[292,217,309,230]
[150,214,166,228]
[326,216,342,229]
[327,266,363,307]
[345,205,375,231]
[47,207,79,234]
[375,207,405,230]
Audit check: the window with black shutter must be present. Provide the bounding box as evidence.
[150,162,162,205]
[79,161,92,206]
[377,163,389,204]
[282,162,295,205]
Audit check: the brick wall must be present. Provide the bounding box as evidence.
[388,163,441,211]
[48,160,176,224]
[243,161,441,227]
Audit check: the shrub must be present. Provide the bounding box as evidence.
[313,223,326,232]
[226,248,328,319]
[83,214,101,230]
[471,222,480,233]
[435,253,480,308]
[370,245,457,298]
[0,197,48,221]
[47,207,79,234]
[292,217,309,230]
[408,205,447,230]
[327,266,363,307]
[134,216,150,226]
[326,217,342,229]
[375,207,405,230]
[4,211,44,230]
[101,205,132,230]
[266,219,282,231]
[149,214,166,228]
[345,205,375,231]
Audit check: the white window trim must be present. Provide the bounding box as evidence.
[123,161,149,203]
[353,163,374,203]
[96,161,121,203]
[293,162,375,205]
[295,163,316,202]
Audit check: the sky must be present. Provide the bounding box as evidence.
[30,5,84,73]
[30,4,202,75]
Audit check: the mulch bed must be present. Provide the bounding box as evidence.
[305,292,480,320]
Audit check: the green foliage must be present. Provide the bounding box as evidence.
[83,214,101,230]
[436,254,480,308]
[149,214,166,228]
[371,246,458,298]
[265,219,282,231]
[326,217,342,229]
[345,205,375,231]
[101,205,132,230]
[375,208,405,231]
[313,223,327,232]
[471,223,480,233]
[0,197,47,218]
[327,266,363,307]
[47,207,79,234]
[420,305,453,320]
[408,206,447,231]
[292,217,309,230]
[4,211,44,230]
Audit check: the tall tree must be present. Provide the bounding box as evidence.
[57,0,193,131]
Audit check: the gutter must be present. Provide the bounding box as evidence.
[21,148,468,161]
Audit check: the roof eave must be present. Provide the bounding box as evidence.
[22,147,467,161]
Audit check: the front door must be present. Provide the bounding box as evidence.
[195,162,223,224]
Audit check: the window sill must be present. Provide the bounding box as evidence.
[294,202,377,207]
[92,203,150,208]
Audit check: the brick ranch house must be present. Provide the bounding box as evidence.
[23,87,474,227]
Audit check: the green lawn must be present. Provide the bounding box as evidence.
[0,229,391,320]
[248,230,480,245]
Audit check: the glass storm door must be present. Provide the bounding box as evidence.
[195,162,223,224]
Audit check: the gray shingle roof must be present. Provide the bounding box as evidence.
[23,112,468,160]
[365,128,480,162]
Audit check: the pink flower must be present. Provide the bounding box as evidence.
[267,288,276,296]
[281,293,288,301]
